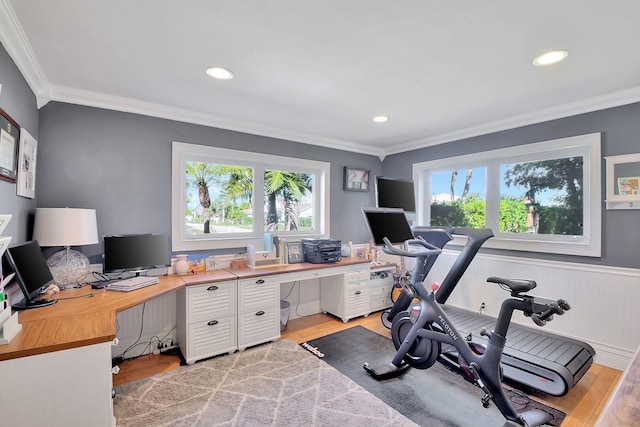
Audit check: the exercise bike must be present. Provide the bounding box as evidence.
[363,236,570,427]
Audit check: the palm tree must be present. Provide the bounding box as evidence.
[264,171,312,231]
[186,162,217,233]
[461,169,473,202]
[212,165,253,228]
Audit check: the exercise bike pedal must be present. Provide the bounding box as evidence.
[363,361,410,379]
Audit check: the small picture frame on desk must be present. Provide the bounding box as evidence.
[287,242,304,264]
[343,166,370,192]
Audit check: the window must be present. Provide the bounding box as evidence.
[172,142,330,251]
[413,133,601,257]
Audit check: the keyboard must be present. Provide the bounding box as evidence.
[106,276,159,292]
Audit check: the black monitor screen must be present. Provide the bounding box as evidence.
[4,240,56,304]
[103,234,171,274]
[375,176,416,213]
[362,208,415,245]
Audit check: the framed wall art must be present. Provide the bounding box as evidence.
[343,166,370,192]
[16,128,38,198]
[0,108,20,183]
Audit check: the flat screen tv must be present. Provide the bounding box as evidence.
[375,176,416,220]
[3,240,57,309]
[362,207,415,246]
[103,234,171,275]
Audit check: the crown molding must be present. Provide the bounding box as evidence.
[0,0,51,107]
[50,84,383,157]
[385,86,640,156]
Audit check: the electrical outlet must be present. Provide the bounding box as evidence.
[479,302,486,313]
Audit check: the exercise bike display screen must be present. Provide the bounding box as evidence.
[362,207,414,245]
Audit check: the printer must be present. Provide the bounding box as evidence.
[302,238,341,264]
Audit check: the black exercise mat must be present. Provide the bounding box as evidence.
[304,326,565,427]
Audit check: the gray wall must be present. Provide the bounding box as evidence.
[36,102,382,261]
[0,43,38,243]
[382,102,640,269]
[3,39,638,270]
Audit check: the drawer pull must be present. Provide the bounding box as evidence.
[207,285,219,291]
[354,290,362,295]
[255,279,265,284]
[255,310,265,316]
[207,320,219,326]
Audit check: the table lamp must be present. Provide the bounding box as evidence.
[33,208,99,289]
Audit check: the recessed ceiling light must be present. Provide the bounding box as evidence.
[206,66,234,80]
[372,115,389,123]
[533,50,569,66]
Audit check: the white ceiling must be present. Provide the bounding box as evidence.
[2,1,640,158]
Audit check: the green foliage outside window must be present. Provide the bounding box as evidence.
[431,196,581,235]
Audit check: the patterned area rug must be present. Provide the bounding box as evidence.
[113,339,417,426]
[305,326,566,427]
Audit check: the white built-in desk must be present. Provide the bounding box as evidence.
[0,258,371,426]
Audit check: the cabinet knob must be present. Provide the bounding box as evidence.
[255,310,265,316]
[255,279,265,284]
[355,290,362,295]
[207,320,219,326]
[207,285,219,291]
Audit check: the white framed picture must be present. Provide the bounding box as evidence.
[16,128,38,199]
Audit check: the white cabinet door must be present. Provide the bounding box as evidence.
[369,266,395,312]
[237,277,280,350]
[188,282,236,323]
[320,266,371,323]
[187,316,237,362]
[177,280,237,364]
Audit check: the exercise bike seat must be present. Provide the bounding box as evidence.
[487,277,536,294]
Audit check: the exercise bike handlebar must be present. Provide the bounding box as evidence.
[381,237,442,258]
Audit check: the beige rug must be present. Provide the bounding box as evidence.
[114,339,417,426]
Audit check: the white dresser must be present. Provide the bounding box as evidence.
[176,280,237,364]
[237,276,280,351]
[320,265,371,323]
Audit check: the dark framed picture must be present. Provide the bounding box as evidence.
[344,166,370,192]
[0,108,20,183]
[287,242,304,263]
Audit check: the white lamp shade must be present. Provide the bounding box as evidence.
[33,208,99,247]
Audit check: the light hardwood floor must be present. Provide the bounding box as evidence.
[115,312,621,426]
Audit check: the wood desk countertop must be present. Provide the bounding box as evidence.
[0,258,372,361]
[230,257,372,280]
[596,346,640,426]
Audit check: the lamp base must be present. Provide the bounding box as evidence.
[46,248,91,289]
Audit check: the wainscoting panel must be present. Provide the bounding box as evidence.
[112,292,177,360]
[419,251,640,371]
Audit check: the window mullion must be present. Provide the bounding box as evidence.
[253,167,265,232]
[485,161,500,231]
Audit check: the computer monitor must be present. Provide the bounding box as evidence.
[3,240,57,309]
[103,234,171,275]
[375,176,416,220]
[362,207,415,246]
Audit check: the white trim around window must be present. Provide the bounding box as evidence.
[412,133,602,257]
[171,141,330,252]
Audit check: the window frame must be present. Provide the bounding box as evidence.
[172,141,330,252]
[413,133,602,257]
